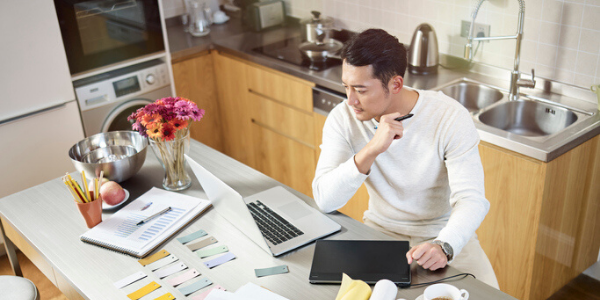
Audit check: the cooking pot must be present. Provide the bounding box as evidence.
[298,40,343,62]
[300,11,334,42]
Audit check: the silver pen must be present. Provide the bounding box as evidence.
[136,206,171,226]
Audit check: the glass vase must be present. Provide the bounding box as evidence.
[149,130,192,191]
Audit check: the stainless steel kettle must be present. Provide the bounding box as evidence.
[408,23,439,74]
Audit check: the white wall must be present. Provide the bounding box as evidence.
[281,0,600,95]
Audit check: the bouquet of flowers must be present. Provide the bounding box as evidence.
[128,97,205,191]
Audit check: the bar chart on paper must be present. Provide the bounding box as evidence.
[80,187,212,257]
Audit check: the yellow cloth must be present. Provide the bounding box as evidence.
[335,273,372,300]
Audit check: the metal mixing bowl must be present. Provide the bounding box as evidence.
[69,131,148,182]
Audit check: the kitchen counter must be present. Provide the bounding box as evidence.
[166,18,600,162]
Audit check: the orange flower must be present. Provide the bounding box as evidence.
[169,118,188,131]
[146,122,163,139]
[141,113,162,126]
[161,123,176,141]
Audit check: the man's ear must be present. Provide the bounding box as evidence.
[389,75,404,94]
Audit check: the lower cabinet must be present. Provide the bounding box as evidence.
[172,51,224,152]
[213,51,316,197]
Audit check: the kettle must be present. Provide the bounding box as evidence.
[408,23,439,75]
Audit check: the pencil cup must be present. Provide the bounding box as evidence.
[76,195,103,228]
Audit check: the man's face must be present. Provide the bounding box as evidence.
[341,61,391,122]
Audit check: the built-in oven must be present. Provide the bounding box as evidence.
[54,0,165,76]
[313,86,346,114]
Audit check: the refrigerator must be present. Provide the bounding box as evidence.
[0,0,84,199]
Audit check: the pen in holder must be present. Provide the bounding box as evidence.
[77,195,103,228]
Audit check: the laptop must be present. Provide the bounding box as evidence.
[185,154,342,256]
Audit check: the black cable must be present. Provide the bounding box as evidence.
[402,273,476,288]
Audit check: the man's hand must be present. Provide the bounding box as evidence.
[354,113,405,174]
[406,242,448,271]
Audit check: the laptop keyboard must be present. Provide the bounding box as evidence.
[247,200,304,245]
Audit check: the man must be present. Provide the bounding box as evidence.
[312,29,499,289]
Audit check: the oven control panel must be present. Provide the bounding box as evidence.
[313,86,346,113]
[74,59,169,111]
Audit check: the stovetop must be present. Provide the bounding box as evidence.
[252,36,342,72]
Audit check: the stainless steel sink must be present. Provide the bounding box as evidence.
[435,79,503,112]
[478,100,578,136]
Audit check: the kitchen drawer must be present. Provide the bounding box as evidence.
[248,92,315,148]
[246,65,314,113]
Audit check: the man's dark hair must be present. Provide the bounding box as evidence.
[341,29,407,92]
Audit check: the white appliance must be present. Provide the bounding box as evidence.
[74,59,172,136]
[0,0,85,199]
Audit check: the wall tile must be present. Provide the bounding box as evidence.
[542,0,564,23]
[580,29,600,53]
[556,47,579,71]
[539,21,561,45]
[575,51,599,75]
[537,43,559,66]
[562,3,584,26]
[559,25,581,49]
[582,5,600,30]
[574,73,595,87]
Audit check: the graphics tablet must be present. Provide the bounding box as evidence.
[309,240,411,286]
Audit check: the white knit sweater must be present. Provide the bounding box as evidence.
[312,89,490,257]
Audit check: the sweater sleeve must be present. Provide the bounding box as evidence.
[436,108,490,260]
[312,112,369,213]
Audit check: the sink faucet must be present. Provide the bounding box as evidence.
[464,0,536,101]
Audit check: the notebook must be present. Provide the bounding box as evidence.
[185,154,341,257]
[80,187,211,258]
[309,240,411,286]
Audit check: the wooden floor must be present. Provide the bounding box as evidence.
[0,252,599,300]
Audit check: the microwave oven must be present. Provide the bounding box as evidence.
[54,0,165,76]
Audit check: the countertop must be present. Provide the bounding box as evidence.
[166,18,600,162]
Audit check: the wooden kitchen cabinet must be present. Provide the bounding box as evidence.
[314,112,369,221]
[477,137,600,300]
[213,51,317,197]
[172,50,224,152]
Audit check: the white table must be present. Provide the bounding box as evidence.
[0,140,516,299]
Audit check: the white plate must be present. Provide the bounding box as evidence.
[213,16,229,24]
[102,189,129,210]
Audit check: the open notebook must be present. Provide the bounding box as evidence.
[80,187,211,258]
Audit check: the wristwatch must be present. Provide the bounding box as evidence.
[432,240,454,261]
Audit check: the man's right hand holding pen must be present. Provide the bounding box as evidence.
[354,113,413,175]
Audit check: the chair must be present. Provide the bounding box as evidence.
[0,275,40,300]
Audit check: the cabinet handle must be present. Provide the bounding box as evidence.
[248,89,312,116]
[251,118,315,150]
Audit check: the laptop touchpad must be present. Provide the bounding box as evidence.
[278,202,312,220]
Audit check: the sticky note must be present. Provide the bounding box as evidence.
[187,236,218,251]
[154,262,188,279]
[177,229,208,244]
[204,252,236,269]
[146,255,178,271]
[127,281,161,300]
[255,265,289,277]
[167,269,201,287]
[196,245,229,258]
[138,250,170,266]
[178,278,213,296]
[113,271,147,289]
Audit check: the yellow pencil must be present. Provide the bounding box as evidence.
[81,170,90,201]
[67,173,88,203]
[63,177,82,203]
[94,178,99,201]
[65,176,85,203]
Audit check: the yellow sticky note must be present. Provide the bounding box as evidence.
[335,273,371,300]
[154,292,175,300]
[138,250,170,266]
[127,281,161,300]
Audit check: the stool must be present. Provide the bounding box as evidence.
[0,275,39,300]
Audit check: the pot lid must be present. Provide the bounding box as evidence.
[299,41,342,52]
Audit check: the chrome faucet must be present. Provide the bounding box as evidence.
[464,0,535,101]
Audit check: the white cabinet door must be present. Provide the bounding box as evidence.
[0,0,75,121]
[0,101,84,198]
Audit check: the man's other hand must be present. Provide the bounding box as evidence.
[406,242,448,271]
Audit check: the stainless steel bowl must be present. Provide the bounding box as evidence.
[69,131,148,182]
